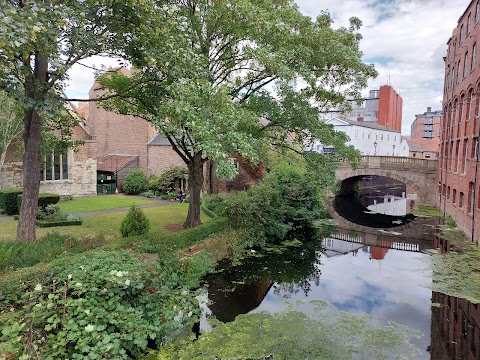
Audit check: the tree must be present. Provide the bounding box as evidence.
[99,0,377,228]
[0,91,23,168]
[0,0,155,241]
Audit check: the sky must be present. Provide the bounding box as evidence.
[65,0,472,135]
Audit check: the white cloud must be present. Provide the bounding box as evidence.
[65,0,471,134]
[296,0,471,134]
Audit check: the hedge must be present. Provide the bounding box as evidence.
[0,189,23,215]
[36,220,82,228]
[17,193,60,213]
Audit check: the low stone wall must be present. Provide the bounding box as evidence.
[0,162,23,189]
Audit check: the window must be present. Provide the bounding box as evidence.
[380,134,384,141]
[468,14,472,34]
[469,182,475,213]
[477,1,480,24]
[457,60,461,83]
[447,186,451,199]
[368,133,371,139]
[468,90,474,120]
[464,52,469,78]
[452,66,456,88]
[41,151,68,181]
[460,24,464,43]
[473,137,479,159]
[459,192,465,208]
[463,140,468,173]
[453,189,457,203]
[387,135,389,141]
[354,129,358,138]
[472,44,476,71]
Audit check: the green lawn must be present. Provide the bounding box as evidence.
[0,204,210,241]
[58,194,154,213]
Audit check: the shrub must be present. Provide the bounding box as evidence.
[0,251,202,359]
[0,188,22,215]
[222,160,324,245]
[150,166,186,194]
[17,192,60,214]
[122,168,149,194]
[121,205,150,237]
[202,194,226,215]
[0,232,90,271]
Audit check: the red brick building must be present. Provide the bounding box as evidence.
[411,107,442,140]
[342,84,402,132]
[438,0,480,243]
[377,85,403,132]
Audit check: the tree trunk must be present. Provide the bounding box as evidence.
[183,153,205,228]
[17,54,48,241]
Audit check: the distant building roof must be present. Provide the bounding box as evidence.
[324,117,401,133]
[405,139,439,153]
[97,154,138,172]
[148,134,172,146]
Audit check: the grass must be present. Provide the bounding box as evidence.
[0,203,210,241]
[57,194,154,213]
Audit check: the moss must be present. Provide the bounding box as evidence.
[413,205,443,218]
[427,224,480,304]
[152,301,422,360]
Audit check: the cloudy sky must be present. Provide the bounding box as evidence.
[65,0,471,135]
[296,0,470,134]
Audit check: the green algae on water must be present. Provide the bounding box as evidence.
[153,301,422,360]
[427,226,480,304]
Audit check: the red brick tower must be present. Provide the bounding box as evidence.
[378,85,403,132]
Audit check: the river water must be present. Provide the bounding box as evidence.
[201,176,480,359]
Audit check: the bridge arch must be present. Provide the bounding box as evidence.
[335,156,438,206]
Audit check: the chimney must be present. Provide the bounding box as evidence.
[357,115,364,122]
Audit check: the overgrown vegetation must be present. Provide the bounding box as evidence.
[121,206,150,238]
[0,251,206,359]
[148,166,186,196]
[152,301,422,360]
[122,168,149,195]
[221,158,326,248]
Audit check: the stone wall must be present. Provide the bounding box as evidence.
[1,141,97,197]
[0,161,23,189]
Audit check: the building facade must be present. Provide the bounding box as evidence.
[411,107,442,140]
[334,85,403,132]
[438,0,480,243]
[310,117,408,157]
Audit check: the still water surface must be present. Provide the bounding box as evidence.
[201,177,480,359]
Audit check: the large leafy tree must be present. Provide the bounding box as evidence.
[0,0,155,241]
[100,0,377,228]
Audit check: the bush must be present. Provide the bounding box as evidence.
[0,251,202,359]
[222,160,324,245]
[120,205,150,237]
[0,188,22,215]
[122,168,149,194]
[17,192,60,214]
[202,194,226,215]
[0,232,90,272]
[149,166,186,194]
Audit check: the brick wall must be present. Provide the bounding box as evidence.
[147,145,187,176]
[438,0,480,244]
[87,80,157,173]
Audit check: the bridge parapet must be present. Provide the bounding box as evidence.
[360,156,438,172]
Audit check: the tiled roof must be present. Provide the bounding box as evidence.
[97,154,138,172]
[405,139,440,153]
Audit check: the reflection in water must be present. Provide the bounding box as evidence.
[430,292,480,359]
[203,221,438,359]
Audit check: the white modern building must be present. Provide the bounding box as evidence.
[309,117,409,156]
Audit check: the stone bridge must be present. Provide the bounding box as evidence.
[335,156,438,205]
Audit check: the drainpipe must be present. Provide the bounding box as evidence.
[471,123,480,242]
[443,107,453,217]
